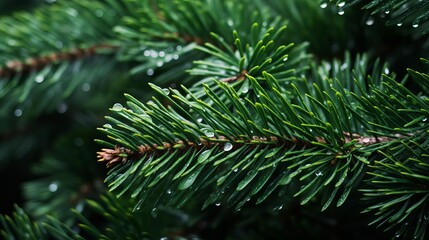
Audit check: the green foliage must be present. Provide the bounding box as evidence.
[0,205,83,240]
[0,0,428,239]
[326,0,429,33]
[0,0,126,67]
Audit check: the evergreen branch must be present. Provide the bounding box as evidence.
[113,0,288,83]
[0,205,84,240]
[0,0,128,69]
[361,136,429,240]
[188,23,311,103]
[0,44,118,78]
[325,0,429,33]
[96,68,389,211]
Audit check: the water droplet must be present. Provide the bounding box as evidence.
[338,2,345,7]
[233,168,239,172]
[224,142,233,151]
[49,182,58,192]
[227,19,234,27]
[75,201,85,212]
[57,103,68,113]
[67,8,78,17]
[14,109,23,117]
[413,22,419,28]
[150,50,158,58]
[82,83,91,91]
[112,103,123,111]
[197,118,203,123]
[157,61,164,67]
[366,17,375,26]
[384,68,390,74]
[95,8,104,17]
[338,10,345,15]
[204,130,215,138]
[320,2,328,8]
[160,237,168,240]
[215,203,221,206]
[55,41,63,49]
[35,75,44,83]
[242,87,249,93]
[140,114,152,122]
[397,22,403,27]
[146,68,154,76]
[166,189,172,194]
[283,57,288,61]
[173,54,179,60]
[176,45,182,51]
[144,50,151,56]
[384,10,390,14]
[151,208,158,218]
[315,171,323,177]
[162,88,170,95]
[103,124,112,128]
[159,51,165,57]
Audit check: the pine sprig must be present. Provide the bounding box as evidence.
[325,0,429,33]
[0,0,126,73]
[96,66,392,212]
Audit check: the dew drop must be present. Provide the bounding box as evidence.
[227,18,234,27]
[413,22,419,28]
[242,87,249,93]
[156,61,164,67]
[103,124,112,128]
[384,10,390,14]
[397,22,403,27]
[166,189,172,195]
[67,8,78,17]
[337,1,345,7]
[204,130,215,138]
[146,69,154,76]
[384,68,390,74]
[176,45,182,51]
[173,54,179,60]
[283,57,288,61]
[55,40,63,49]
[35,75,44,83]
[162,88,170,95]
[338,10,345,15]
[215,203,221,206]
[82,83,91,92]
[197,118,203,123]
[233,168,239,172]
[366,17,375,26]
[159,51,165,57]
[151,208,158,218]
[49,182,58,192]
[320,2,328,8]
[144,50,151,56]
[95,8,104,17]
[112,103,123,111]
[224,142,233,151]
[315,171,323,177]
[150,50,158,58]
[57,103,68,113]
[14,109,23,117]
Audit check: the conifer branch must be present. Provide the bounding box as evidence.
[0,44,118,78]
[98,132,397,168]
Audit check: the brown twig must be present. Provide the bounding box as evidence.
[0,44,119,79]
[97,132,398,167]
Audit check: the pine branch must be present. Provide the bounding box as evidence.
[325,0,429,34]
